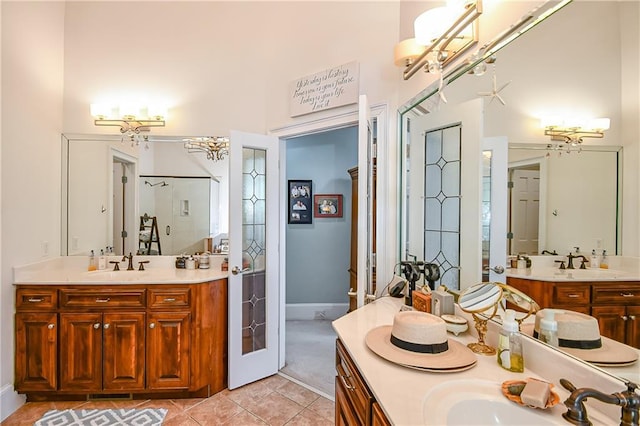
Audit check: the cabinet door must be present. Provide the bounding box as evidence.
[103,312,146,391]
[15,313,57,391]
[372,402,391,426]
[60,313,103,391]
[625,306,640,349]
[147,312,191,389]
[336,377,362,426]
[591,306,627,344]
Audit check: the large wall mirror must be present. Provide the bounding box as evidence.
[398,0,637,382]
[62,134,229,256]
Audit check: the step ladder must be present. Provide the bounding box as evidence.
[138,214,161,255]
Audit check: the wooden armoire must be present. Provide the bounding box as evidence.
[347,162,376,312]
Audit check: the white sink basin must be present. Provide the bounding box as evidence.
[422,379,615,426]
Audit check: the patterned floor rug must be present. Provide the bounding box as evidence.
[35,408,168,426]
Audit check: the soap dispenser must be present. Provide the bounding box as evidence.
[590,249,600,269]
[88,250,97,271]
[497,309,524,373]
[600,250,609,269]
[538,310,559,347]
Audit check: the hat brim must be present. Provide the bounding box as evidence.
[521,323,638,365]
[365,325,477,371]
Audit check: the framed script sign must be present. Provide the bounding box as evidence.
[289,61,359,117]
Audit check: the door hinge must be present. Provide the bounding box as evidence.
[121,230,128,238]
[507,181,514,189]
[121,175,128,184]
[372,141,377,159]
[507,232,513,239]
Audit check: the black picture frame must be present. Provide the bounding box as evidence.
[288,180,313,224]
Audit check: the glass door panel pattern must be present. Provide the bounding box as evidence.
[241,147,267,354]
[424,125,461,290]
[481,152,492,282]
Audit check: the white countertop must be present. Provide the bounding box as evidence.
[505,255,640,282]
[332,297,627,425]
[13,256,228,285]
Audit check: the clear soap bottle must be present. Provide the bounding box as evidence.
[88,250,97,271]
[538,310,559,347]
[98,249,107,270]
[600,250,609,269]
[497,309,524,372]
[590,249,600,269]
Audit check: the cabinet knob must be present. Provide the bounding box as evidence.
[93,323,101,329]
[103,323,110,329]
[149,323,155,329]
[47,323,54,330]
[630,315,636,321]
[622,316,629,321]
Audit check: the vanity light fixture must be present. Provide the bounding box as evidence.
[90,103,167,145]
[394,0,482,81]
[183,136,229,162]
[542,117,610,154]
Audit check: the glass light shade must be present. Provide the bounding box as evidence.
[394,38,424,66]
[414,7,453,45]
[588,118,610,131]
[147,104,168,120]
[119,103,140,119]
[90,103,112,119]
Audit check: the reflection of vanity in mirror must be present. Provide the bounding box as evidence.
[62,134,229,256]
[398,0,639,385]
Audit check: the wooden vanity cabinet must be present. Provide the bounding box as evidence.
[507,277,640,348]
[15,280,227,399]
[335,338,390,426]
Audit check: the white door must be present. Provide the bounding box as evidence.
[510,169,540,255]
[412,99,483,290]
[356,95,374,308]
[482,137,508,282]
[228,130,280,389]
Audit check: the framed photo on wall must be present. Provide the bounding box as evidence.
[288,180,313,224]
[314,194,343,218]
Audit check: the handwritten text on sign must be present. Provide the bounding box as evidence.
[289,62,359,117]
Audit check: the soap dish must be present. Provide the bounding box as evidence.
[501,379,560,409]
[441,314,468,336]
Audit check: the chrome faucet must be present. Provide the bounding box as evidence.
[560,378,640,426]
[122,252,134,271]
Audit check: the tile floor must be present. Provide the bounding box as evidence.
[1,374,335,426]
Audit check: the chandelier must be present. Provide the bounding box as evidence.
[183,137,230,161]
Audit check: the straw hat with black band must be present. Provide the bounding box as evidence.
[365,310,477,371]
[530,309,638,365]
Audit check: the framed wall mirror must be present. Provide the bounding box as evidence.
[61,134,228,256]
[398,0,637,383]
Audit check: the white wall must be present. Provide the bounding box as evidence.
[0,2,65,420]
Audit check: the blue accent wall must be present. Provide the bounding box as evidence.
[286,126,357,304]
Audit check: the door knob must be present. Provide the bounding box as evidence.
[483,265,505,274]
[231,266,250,275]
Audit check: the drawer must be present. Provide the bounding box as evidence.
[16,288,57,310]
[592,284,640,305]
[59,288,146,309]
[553,284,590,305]
[336,338,372,425]
[148,287,191,309]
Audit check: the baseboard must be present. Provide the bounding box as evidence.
[286,303,348,321]
[0,383,25,422]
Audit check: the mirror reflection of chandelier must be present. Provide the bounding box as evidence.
[183,136,230,161]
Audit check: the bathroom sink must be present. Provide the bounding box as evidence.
[422,379,614,426]
[422,379,562,425]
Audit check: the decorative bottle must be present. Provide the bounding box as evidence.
[88,250,97,271]
[497,309,524,372]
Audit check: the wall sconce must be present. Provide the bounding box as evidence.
[394,0,482,81]
[91,103,167,144]
[541,117,610,154]
[183,137,229,161]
